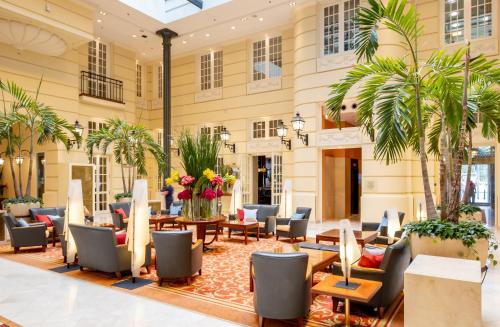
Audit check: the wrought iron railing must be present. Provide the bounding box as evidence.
[80,71,124,103]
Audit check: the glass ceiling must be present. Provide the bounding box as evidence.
[119,0,232,24]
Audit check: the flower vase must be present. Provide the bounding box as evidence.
[200,199,212,219]
[182,200,191,218]
[191,195,201,219]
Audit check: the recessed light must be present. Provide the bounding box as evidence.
[230,25,236,30]
[99,10,106,15]
[241,17,248,22]
[189,33,194,37]
[182,40,187,44]
[289,1,296,6]
[97,19,102,23]
[96,37,101,40]
[205,33,210,37]
[259,17,264,21]
[132,34,137,38]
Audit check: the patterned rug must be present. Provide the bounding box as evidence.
[0,316,20,327]
[0,236,403,327]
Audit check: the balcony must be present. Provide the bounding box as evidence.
[79,71,124,106]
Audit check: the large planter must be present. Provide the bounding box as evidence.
[6,202,40,217]
[459,211,483,223]
[409,233,489,267]
[118,197,131,203]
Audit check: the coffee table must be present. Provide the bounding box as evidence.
[312,275,382,327]
[249,244,339,292]
[149,215,178,231]
[316,229,378,247]
[220,221,259,245]
[175,216,226,251]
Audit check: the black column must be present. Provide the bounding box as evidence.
[156,28,178,179]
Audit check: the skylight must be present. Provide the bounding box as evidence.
[119,0,231,24]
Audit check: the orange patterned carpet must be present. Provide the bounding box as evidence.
[0,235,404,327]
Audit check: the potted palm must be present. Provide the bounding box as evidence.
[0,78,80,216]
[326,0,499,266]
[86,118,166,200]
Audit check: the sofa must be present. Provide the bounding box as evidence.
[276,207,311,242]
[29,207,66,246]
[332,237,411,317]
[243,204,279,236]
[69,223,151,278]
[3,212,47,253]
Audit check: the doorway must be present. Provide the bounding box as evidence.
[36,153,45,199]
[71,164,94,215]
[322,148,362,220]
[251,154,282,205]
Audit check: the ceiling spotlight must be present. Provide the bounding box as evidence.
[289,1,296,6]
[182,40,187,44]
[132,34,137,38]
[205,33,210,37]
[259,17,264,21]
[241,17,248,22]
[97,19,102,23]
[230,25,236,30]
[99,10,106,15]
[189,33,194,37]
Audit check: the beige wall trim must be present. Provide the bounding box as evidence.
[79,95,126,110]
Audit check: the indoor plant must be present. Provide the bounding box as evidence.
[114,192,132,203]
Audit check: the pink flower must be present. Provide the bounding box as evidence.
[211,175,223,187]
[178,189,192,200]
[180,175,195,186]
[216,188,223,198]
[201,188,216,201]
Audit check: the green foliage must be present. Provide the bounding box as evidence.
[2,196,42,205]
[177,130,221,181]
[459,203,481,215]
[114,192,132,201]
[403,219,493,248]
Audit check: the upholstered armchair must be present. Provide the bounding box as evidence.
[243,204,279,237]
[109,202,131,230]
[3,213,47,253]
[275,207,311,242]
[152,231,203,286]
[251,252,311,326]
[362,211,405,245]
[331,237,411,317]
[29,207,66,247]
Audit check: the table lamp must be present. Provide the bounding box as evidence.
[336,219,361,290]
[64,180,85,266]
[387,208,401,244]
[230,179,242,216]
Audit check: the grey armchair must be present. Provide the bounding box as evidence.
[251,252,311,326]
[275,207,311,242]
[243,204,279,237]
[69,223,151,278]
[109,202,130,230]
[51,216,67,262]
[362,211,405,245]
[3,213,47,253]
[152,231,203,286]
[29,207,66,247]
[332,237,411,317]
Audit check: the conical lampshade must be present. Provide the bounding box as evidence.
[64,180,85,264]
[337,219,362,289]
[229,180,242,215]
[127,179,150,278]
[279,180,293,218]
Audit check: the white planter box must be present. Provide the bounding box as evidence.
[118,197,131,203]
[6,202,40,217]
[409,233,489,268]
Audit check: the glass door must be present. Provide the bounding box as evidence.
[92,155,109,213]
[71,164,94,215]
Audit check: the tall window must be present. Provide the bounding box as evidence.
[199,51,223,91]
[252,36,282,81]
[269,119,280,137]
[136,64,142,97]
[322,0,359,56]
[158,65,163,98]
[444,0,493,44]
[88,41,107,97]
[88,121,107,135]
[253,121,266,139]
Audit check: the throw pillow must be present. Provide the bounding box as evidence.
[116,232,126,245]
[237,209,245,222]
[36,214,53,227]
[291,213,305,220]
[17,219,29,227]
[115,208,127,220]
[169,204,182,216]
[243,209,258,223]
[358,246,386,269]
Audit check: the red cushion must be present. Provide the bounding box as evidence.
[358,246,385,269]
[237,209,244,222]
[115,208,127,220]
[116,232,126,245]
[35,214,53,227]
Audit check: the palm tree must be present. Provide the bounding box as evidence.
[326,0,500,221]
[0,78,80,198]
[86,118,166,194]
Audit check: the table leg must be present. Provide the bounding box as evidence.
[344,298,351,327]
[244,228,248,245]
[215,223,219,241]
[249,259,254,292]
[256,226,260,241]
[316,235,319,244]
[228,228,232,239]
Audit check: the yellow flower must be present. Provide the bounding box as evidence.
[171,170,180,181]
[165,177,174,185]
[224,174,236,186]
[203,168,215,181]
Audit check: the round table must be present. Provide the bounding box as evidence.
[175,216,226,251]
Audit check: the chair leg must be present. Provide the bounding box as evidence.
[276,235,279,241]
[186,277,191,286]
[42,245,47,252]
[258,316,266,327]
[332,297,339,312]
[158,278,163,286]
[378,307,385,319]
[13,247,19,254]
[115,272,122,279]
[296,317,304,327]
[199,269,202,276]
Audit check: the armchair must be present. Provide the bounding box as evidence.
[29,207,66,247]
[243,204,279,237]
[331,237,411,317]
[275,207,311,242]
[3,213,47,253]
[109,202,130,230]
[152,230,202,286]
[251,252,311,326]
[362,211,405,245]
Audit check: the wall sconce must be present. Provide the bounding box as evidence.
[276,120,291,150]
[15,155,23,165]
[170,137,180,155]
[220,127,236,153]
[291,112,309,146]
[69,120,84,149]
[0,152,5,166]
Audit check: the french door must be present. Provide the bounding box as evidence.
[92,155,109,213]
[271,153,283,205]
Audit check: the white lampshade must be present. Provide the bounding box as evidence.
[276,121,288,137]
[387,208,401,244]
[338,219,361,284]
[229,180,242,215]
[291,112,305,131]
[74,121,84,137]
[220,128,230,142]
[279,180,293,218]
[127,179,150,278]
[64,180,85,264]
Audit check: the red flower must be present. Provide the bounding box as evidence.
[201,188,216,201]
[181,175,195,186]
[216,188,223,198]
[178,189,192,200]
[211,175,223,187]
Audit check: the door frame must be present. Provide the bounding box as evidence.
[69,163,95,215]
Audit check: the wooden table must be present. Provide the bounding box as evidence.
[149,215,178,231]
[316,229,378,247]
[175,216,226,251]
[249,244,339,292]
[220,221,259,245]
[312,275,382,327]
